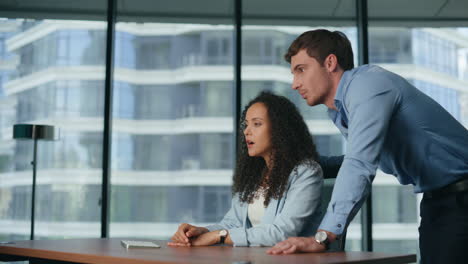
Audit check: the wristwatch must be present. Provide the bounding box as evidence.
[315,231,330,250]
[218,229,228,244]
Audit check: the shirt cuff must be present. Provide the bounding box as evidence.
[205,224,225,232]
[227,227,248,247]
[318,211,347,235]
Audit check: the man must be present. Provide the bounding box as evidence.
[266,29,468,264]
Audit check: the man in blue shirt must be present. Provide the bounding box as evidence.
[267,29,468,264]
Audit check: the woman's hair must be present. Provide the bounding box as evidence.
[232,91,319,206]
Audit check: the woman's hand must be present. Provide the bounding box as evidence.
[188,231,221,246]
[168,223,209,246]
[168,230,224,247]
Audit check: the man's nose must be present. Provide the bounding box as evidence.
[292,77,300,90]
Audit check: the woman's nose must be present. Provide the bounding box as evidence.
[243,126,250,135]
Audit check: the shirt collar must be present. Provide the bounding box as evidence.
[335,69,354,108]
[327,68,354,116]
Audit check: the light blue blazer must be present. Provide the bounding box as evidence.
[205,161,323,247]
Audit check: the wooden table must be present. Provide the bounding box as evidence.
[0,238,416,264]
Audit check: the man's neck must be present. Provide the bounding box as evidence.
[324,89,338,110]
[324,71,344,111]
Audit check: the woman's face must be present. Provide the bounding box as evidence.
[243,102,272,161]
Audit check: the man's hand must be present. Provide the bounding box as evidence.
[267,230,338,254]
[168,223,209,246]
[266,237,326,254]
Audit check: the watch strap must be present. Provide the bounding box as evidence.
[322,238,330,250]
[219,230,228,244]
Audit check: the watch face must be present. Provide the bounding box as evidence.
[315,231,327,243]
[219,230,228,236]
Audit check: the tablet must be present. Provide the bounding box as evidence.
[121,240,161,249]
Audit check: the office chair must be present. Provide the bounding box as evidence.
[319,155,347,251]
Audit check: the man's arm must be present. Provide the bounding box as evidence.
[320,74,399,235]
[268,72,400,254]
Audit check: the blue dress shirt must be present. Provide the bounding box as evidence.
[319,65,468,235]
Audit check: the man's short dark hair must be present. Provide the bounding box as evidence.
[284,29,354,71]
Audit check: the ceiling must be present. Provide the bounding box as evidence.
[0,0,467,26]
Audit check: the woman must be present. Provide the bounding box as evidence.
[168,91,323,247]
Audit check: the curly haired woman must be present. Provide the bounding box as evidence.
[168,91,323,247]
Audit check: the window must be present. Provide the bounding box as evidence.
[0,19,105,240]
[109,5,235,238]
[368,25,468,257]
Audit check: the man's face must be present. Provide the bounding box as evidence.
[290,49,332,106]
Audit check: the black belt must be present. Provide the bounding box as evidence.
[424,178,468,199]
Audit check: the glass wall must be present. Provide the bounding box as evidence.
[109,0,235,238]
[367,26,468,258]
[0,19,106,240]
[241,0,359,250]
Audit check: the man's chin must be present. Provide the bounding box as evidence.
[305,99,318,106]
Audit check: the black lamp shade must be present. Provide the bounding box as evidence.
[13,124,59,140]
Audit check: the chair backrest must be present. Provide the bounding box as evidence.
[318,151,349,251]
[320,178,347,251]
